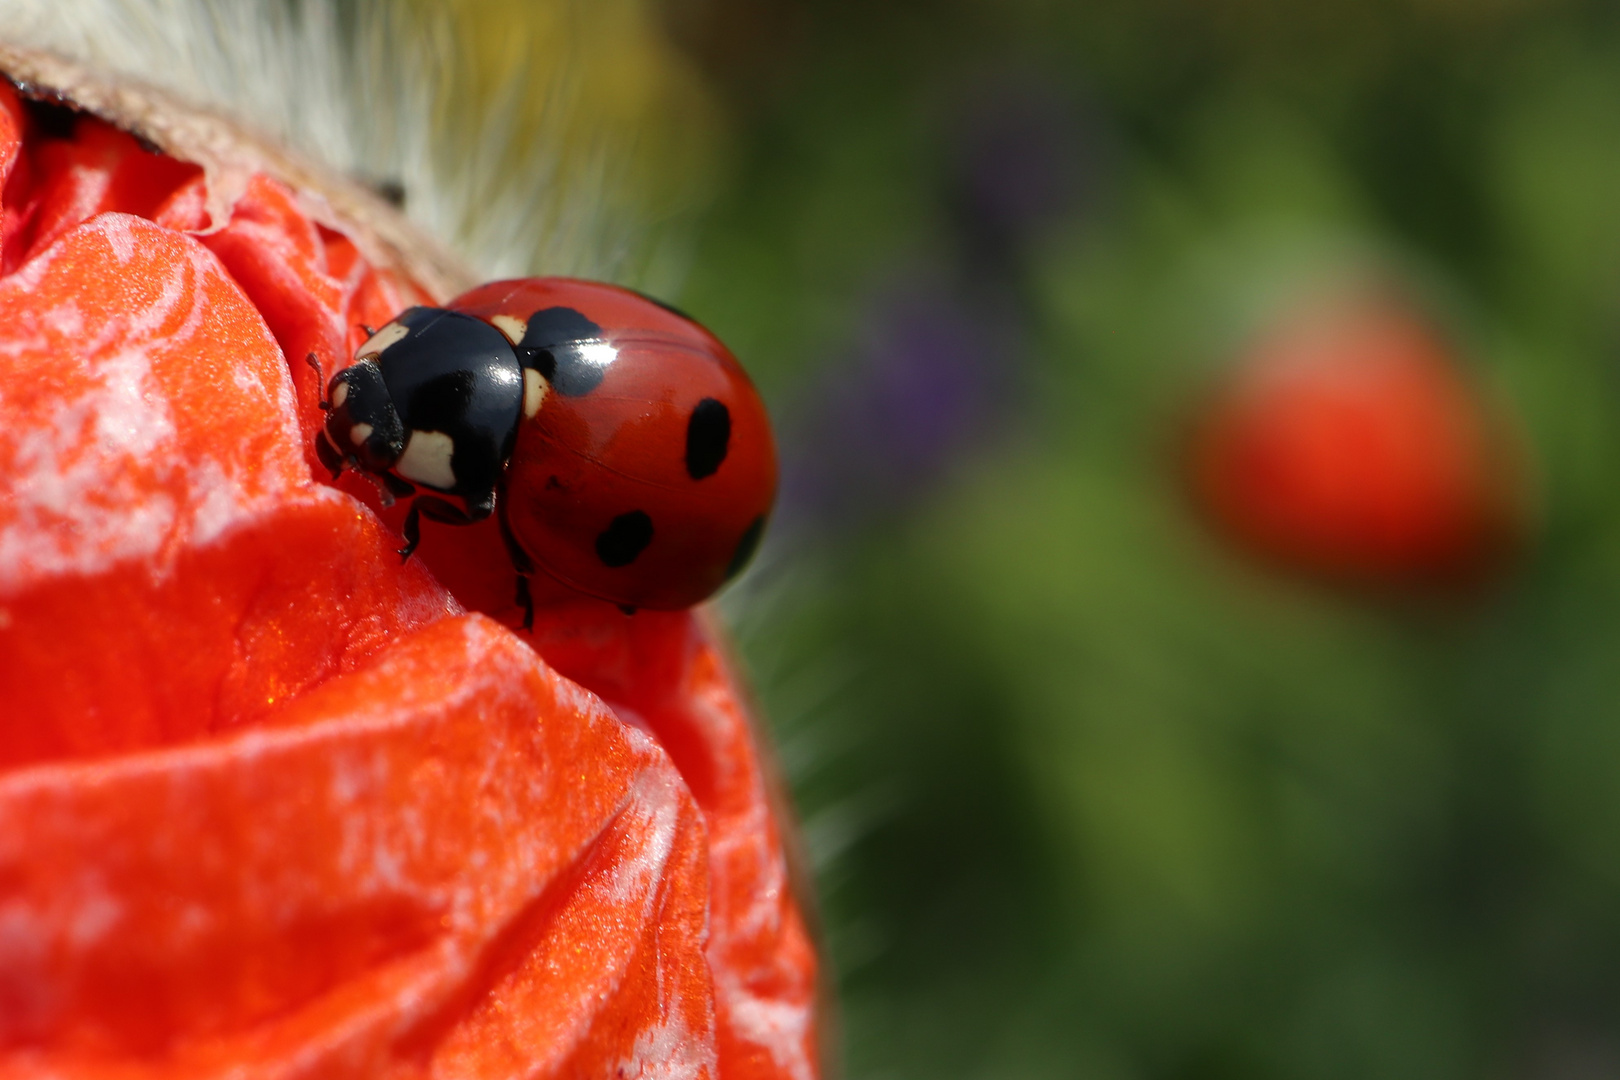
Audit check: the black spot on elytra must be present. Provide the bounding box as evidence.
[726,516,766,580]
[523,306,601,350]
[596,510,654,567]
[522,307,609,396]
[685,398,731,479]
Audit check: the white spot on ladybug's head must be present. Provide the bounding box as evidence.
[330,381,349,409]
[349,423,374,446]
[356,321,409,361]
[523,367,548,418]
[491,314,526,344]
[396,429,458,490]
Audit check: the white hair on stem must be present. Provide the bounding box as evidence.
[0,0,640,280]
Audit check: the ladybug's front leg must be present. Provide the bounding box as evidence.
[514,574,534,631]
[416,493,490,527]
[399,502,422,561]
[400,491,495,562]
[497,500,537,630]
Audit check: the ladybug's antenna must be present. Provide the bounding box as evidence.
[306,353,331,410]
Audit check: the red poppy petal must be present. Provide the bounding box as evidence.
[0,615,715,1077]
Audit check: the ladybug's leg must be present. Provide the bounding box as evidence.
[366,473,398,509]
[462,488,497,524]
[497,510,536,575]
[411,486,493,530]
[399,502,422,561]
[496,500,537,631]
[400,495,469,562]
[416,495,478,526]
[382,473,417,500]
[515,574,534,631]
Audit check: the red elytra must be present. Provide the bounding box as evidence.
[0,73,819,1080]
[449,277,778,611]
[1188,295,1526,590]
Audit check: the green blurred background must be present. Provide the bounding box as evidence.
[449,0,1620,1075]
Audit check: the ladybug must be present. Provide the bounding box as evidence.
[316,278,777,622]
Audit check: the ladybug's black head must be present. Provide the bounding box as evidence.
[322,358,407,475]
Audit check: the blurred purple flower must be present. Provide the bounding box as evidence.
[949,74,1102,266]
[768,70,1103,536]
[777,279,1021,530]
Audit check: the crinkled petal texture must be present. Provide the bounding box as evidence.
[0,84,817,1080]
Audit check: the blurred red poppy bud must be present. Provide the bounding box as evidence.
[1187,290,1530,592]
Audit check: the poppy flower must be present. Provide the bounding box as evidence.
[0,48,819,1079]
[1187,289,1527,592]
